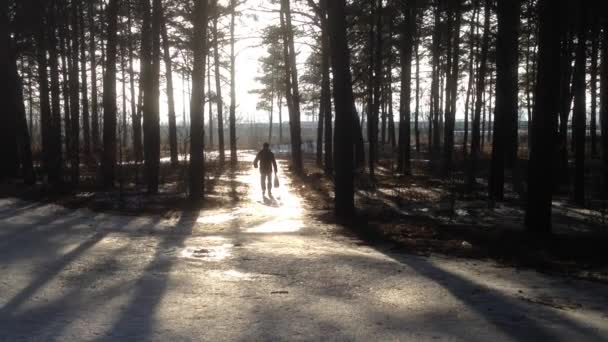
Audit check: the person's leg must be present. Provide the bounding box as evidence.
[260,172,266,195]
[267,173,273,197]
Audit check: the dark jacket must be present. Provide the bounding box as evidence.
[254,149,278,173]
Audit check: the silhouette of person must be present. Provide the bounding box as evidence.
[253,142,278,197]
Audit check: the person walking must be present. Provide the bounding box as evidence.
[253,143,278,197]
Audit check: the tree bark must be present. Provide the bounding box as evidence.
[327,0,355,217]
[490,0,520,201]
[189,0,209,199]
[229,0,237,165]
[320,0,333,175]
[47,3,63,184]
[590,16,599,157]
[281,0,303,174]
[525,0,562,234]
[572,2,587,205]
[601,16,608,198]
[213,0,225,165]
[102,0,119,188]
[130,0,143,162]
[89,0,100,158]
[79,2,91,162]
[161,15,178,166]
[69,1,81,186]
[398,3,415,174]
[467,0,490,190]
[443,0,462,175]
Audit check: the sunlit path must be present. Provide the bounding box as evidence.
[1,152,607,341]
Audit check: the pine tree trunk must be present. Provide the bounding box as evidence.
[430,4,441,159]
[601,16,608,198]
[572,3,587,205]
[525,0,561,234]
[414,15,421,153]
[590,16,599,157]
[189,0,209,199]
[327,0,355,217]
[490,0,520,201]
[35,8,52,182]
[320,0,333,175]
[89,0,100,158]
[126,0,143,162]
[281,0,303,174]
[398,4,414,174]
[229,0,237,165]
[143,0,162,194]
[47,4,63,184]
[213,1,225,165]
[79,2,91,163]
[467,0,490,191]
[102,0,119,188]
[161,15,178,166]
[463,2,478,157]
[59,14,71,161]
[69,2,81,186]
[443,0,462,175]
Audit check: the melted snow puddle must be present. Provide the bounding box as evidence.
[179,244,233,261]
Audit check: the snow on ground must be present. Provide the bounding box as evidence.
[1,154,607,341]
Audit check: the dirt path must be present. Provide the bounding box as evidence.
[1,153,607,341]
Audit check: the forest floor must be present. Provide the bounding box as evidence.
[293,154,608,284]
[1,152,608,341]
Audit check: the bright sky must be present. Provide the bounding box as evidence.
[154,0,316,126]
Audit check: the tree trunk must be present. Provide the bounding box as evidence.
[161,15,178,166]
[281,0,303,174]
[79,2,91,163]
[414,13,421,154]
[59,14,71,161]
[572,2,587,205]
[590,16,599,157]
[213,0,225,165]
[143,0,162,194]
[35,8,52,182]
[601,16,608,198]
[320,0,333,175]
[89,0,100,157]
[490,0,520,201]
[69,1,81,186]
[463,1,478,157]
[430,4,441,159]
[443,0,462,175]
[327,0,355,217]
[130,0,143,162]
[398,3,415,174]
[189,0,209,199]
[467,0,490,191]
[525,0,561,234]
[207,54,213,149]
[102,0,119,188]
[47,3,63,184]
[229,0,237,165]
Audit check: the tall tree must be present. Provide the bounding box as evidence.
[490,0,521,201]
[320,0,333,175]
[79,2,91,162]
[602,14,608,198]
[590,14,599,157]
[69,1,81,186]
[443,0,463,175]
[141,0,161,193]
[161,14,178,166]
[572,1,587,205]
[525,0,562,234]
[398,2,415,174]
[467,0,490,190]
[229,0,237,165]
[34,5,52,181]
[129,0,143,162]
[327,0,355,217]
[189,0,209,199]
[89,0,100,157]
[212,0,225,165]
[47,3,63,184]
[280,0,304,174]
[102,0,120,187]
